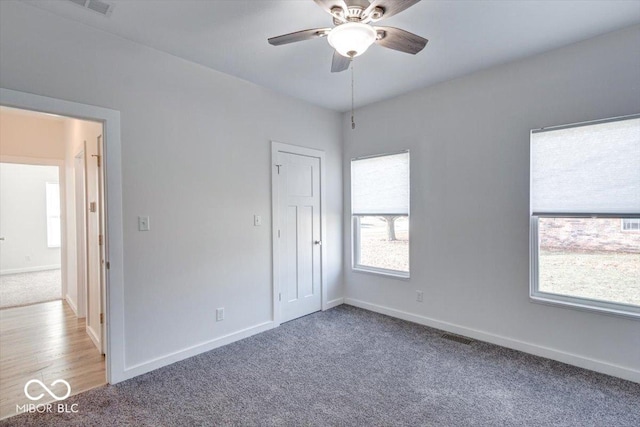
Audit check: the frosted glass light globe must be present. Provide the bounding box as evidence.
[328,22,377,58]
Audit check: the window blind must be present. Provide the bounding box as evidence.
[352,152,409,215]
[531,117,640,215]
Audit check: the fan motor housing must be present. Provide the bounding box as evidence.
[333,2,385,25]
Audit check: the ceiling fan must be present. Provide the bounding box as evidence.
[268,0,428,73]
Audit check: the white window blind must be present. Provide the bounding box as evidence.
[352,152,409,215]
[531,117,640,215]
[46,182,61,248]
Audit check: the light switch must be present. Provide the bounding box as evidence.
[138,216,150,231]
[254,215,262,226]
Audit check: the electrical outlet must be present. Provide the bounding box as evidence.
[216,308,224,322]
[416,290,424,303]
[254,215,262,226]
[138,216,150,231]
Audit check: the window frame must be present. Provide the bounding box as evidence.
[529,114,640,319]
[530,214,640,318]
[45,181,61,249]
[351,151,410,279]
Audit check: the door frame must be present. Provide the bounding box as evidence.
[84,136,106,354]
[74,148,87,318]
[271,141,328,327]
[0,88,125,383]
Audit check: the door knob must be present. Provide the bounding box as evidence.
[0,237,5,241]
[314,240,322,245]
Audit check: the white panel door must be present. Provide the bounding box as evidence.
[85,137,104,353]
[276,151,322,323]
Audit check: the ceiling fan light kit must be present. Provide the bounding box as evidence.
[328,22,377,58]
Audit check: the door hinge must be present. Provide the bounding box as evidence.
[98,234,103,246]
[100,313,104,324]
[279,293,282,302]
[92,154,101,167]
[89,201,97,213]
[278,229,281,238]
[275,164,282,174]
[106,261,110,269]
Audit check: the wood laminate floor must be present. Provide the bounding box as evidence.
[0,300,105,420]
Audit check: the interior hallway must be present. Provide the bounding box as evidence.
[0,300,105,420]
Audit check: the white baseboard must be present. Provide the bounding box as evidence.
[122,321,275,380]
[344,298,640,383]
[86,325,101,353]
[325,297,344,310]
[0,265,61,275]
[65,295,78,316]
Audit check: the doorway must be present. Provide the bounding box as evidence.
[272,142,328,324]
[0,105,107,419]
[1,87,125,386]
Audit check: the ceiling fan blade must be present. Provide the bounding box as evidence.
[268,28,331,46]
[364,0,421,21]
[375,26,428,54]
[331,51,351,73]
[313,0,349,18]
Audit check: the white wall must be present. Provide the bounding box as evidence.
[0,163,61,274]
[343,25,640,381]
[0,1,343,376]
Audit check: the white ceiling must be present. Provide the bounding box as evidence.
[24,0,640,112]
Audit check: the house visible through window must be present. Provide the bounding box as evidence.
[351,151,409,277]
[46,181,61,248]
[530,115,640,317]
[622,218,640,231]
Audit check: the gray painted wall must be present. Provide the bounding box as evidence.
[0,1,343,370]
[342,25,640,379]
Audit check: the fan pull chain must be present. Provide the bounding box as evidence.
[351,59,355,130]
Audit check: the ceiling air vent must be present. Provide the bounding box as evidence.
[67,0,114,17]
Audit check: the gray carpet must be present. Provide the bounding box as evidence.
[0,269,61,309]
[2,305,639,426]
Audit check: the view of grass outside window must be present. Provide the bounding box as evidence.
[352,152,409,277]
[538,217,640,307]
[355,216,409,272]
[530,115,639,315]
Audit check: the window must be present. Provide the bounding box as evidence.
[45,182,61,248]
[351,152,409,277]
[622,218,640,231]
[530,115,640,317]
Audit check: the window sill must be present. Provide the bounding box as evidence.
[530,292,640,320]
[352,266,410,280]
